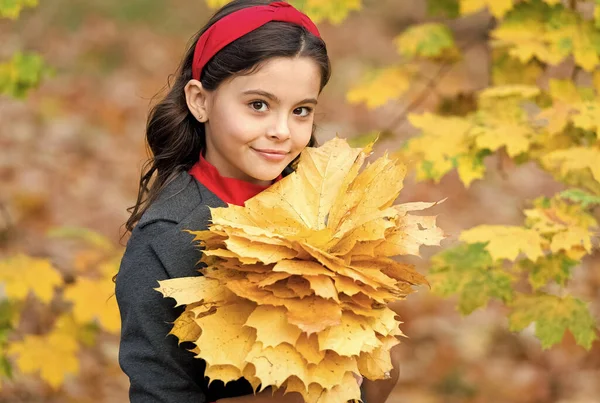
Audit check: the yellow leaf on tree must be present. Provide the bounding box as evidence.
[7,325,79,388]
[347,66,413,109]
[0,254,62,304]
[460,225,545,261]
[64,277,121,333]
[550,227,593,255]
[460,0,515,18]
[394,23,459,60]
[299,0,361,25]
[456,154,486,187]
[543,147,600,184]
[473,123,532,157]
[205,0,230,8]
[403,113,472,182]
[0,0,38,19]
[572,102,600,138]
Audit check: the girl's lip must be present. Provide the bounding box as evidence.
[252,148,288,161]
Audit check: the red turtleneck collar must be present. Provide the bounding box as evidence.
[188,153,283,206]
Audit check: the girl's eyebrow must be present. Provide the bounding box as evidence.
[242,89,318,105]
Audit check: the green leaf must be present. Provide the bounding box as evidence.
[46,226,114,251]
[290,0,362,25]
[427,0,459,18]
[347,131,386,148]
[558,189,600,209]
[0,355,12,379]
[518,253,577,290]
[0,52,48,98]
[429,243,515,314]
[508,293,598,350]
[0,300,18,341]
[394,23,458,60]
[0,0,38,19]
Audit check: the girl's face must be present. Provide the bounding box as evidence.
[186,56,322,186]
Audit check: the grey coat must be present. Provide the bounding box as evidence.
[115,171,254,402]
[115,171,368,402]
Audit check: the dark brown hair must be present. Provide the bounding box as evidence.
[124,0,331,234]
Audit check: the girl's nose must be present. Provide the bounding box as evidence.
[267,114,291,140]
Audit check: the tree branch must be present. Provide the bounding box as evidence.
[382,35,486,134]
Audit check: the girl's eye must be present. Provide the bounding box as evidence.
[250,101,268,112]
[294,106,313,117]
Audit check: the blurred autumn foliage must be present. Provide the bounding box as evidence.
[1,0,600,402]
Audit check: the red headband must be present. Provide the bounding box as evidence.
[192,1,321,81]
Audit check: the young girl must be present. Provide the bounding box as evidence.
[115,1,399,402]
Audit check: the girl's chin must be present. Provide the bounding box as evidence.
[245,165,286,183]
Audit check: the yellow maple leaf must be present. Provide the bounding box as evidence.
[204,364,242,386]
[285,371,361,403]
[550,227,594,255]
[294,332,325,365]
[0,254,62,304]
[7,325,79,388]
[244,305,302,348]
[394,23,459,60]
[460,0,515,18]
[346,66,413,109]
[0,0,38,19]
[196,302,256,368]
[317,311,381,356]
[456,154,486,187]
[542,147,600,184]
[169,309,202,345]
[357,335,400,379]
[63,277,120,333]
[472,123,532,157]
[300,0,361,25]
[403,113,472,182]
[157,137,444,403]
[246,341,307,389]
[572,102,600,138]
[205,0,230,8]
[460,225,545,261]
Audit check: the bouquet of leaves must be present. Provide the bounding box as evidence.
[156,137,445,403]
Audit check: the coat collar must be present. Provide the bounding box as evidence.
[137,171,226,229]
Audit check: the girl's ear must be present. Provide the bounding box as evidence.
[184,79,210,123]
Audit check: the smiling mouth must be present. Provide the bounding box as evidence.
[252,148,289,161]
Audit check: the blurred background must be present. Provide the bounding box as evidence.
[1,0,599,402]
